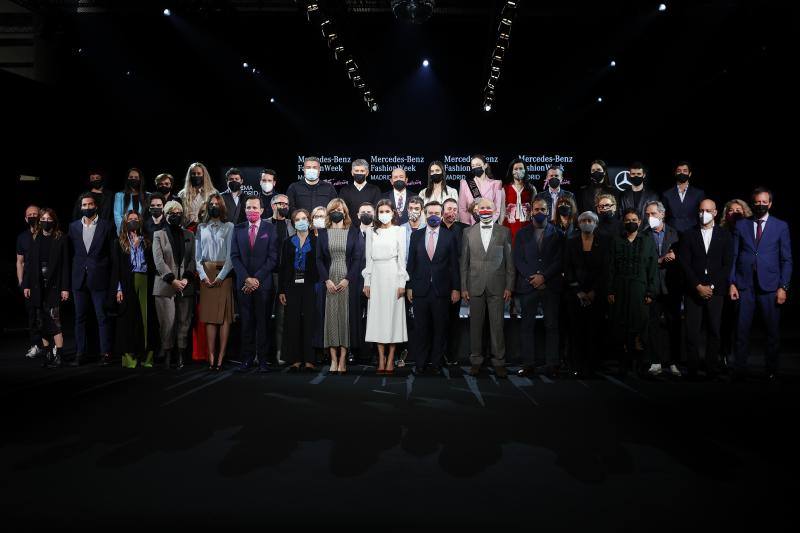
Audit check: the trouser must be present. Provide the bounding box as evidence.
[124,273,153,366]
[684,290,723,374]
[735,286,781,372]
[155,294,193,351]
[412,294,451,369]
[720,296,739,359]
[269,273,284,362]
[24,297,42,347]
[518,289,560,368]
[647,293,682,365]
[444,300,462,362]
[566,292,604,373]
[283,284,316,364]
[468,292,506,367]
[238,286,272,365]
[74,286,111,355]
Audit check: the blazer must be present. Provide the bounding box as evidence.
[619,187,660,221]
[230,221,279,289]
[643,224,682,296]
[315,227,364,285]
[152,227,197,297]
[407,226,460,298]
[382,189,418,225]
[22,233,70,306]
[534,188,576,221]
[278,233,319,294]
[221,190,248,225]
[730,215,793,292]
[68,217,115,291]
[678,225,733,293]
[72,189,115,223]
[662,185,705,234]
[512,223,564,294]
[460,223,515,296]
[563,232,609,295]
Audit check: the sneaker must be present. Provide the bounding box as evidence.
[25,345,42,358]
[668,364,682,377]
[647,363,663,376]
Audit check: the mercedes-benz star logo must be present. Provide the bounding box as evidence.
[614,171,631,192]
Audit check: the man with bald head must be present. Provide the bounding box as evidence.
[678,198,733,379]
[382,167,417,224]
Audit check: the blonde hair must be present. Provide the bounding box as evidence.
[324,198,352,228]
[720,198,753,228]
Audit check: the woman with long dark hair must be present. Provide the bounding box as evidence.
[420,161,458,206]
[114,167,148,231]
[502,158,536,241]
[577,159,619,215]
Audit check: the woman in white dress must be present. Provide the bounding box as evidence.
[419,160,459,206]
[363,199,409,375]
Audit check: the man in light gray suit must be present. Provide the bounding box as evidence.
[460,198,515,378]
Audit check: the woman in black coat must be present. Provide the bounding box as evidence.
[22,208,70,367]
[278,209,319,371]
[577,159,619,215]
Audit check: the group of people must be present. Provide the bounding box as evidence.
[16,155,792,381]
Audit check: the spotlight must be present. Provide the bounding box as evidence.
[422,59,429,67]
[242,62,249,68]
[610,60,616,67]
[597,96,603,103]
[270,97,275,103]
[658,3,667,12]
[163,8,171,16]
[252,68,257,73]
[484,103,492,112]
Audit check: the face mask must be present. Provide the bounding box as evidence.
[209,206,221,219]
[408,210,421,222]
[471,167,485,178]
[329,211,344,223]
[533,212,548,224]
[726,212,742,225]
[557,204,571,217]
[277,207,290,218]
[392,180,406,192]
[294,219,310,232]
[167,213,182,227]
[629,176,644,187]
[648,216,661,230]
[190,174,203,187]
[26,216,39,228]
[478,209,493,222]
[548,177,561,189]
[378,212,393,225]
[353,173,367,184]
[127,220,141,232]
[150,207,163,218]
[751,204,768,218]
[127,178,140,190]
[261,181,274,193]
[246,211,261,223]
[157,185,172,196]
[304,168,319,182]
[431,173,444,184]
[700,211,714,225]
[579,222,596,234]
[359,213,374,226]
[90,178,104,189]
[81,207,97,219]
[512,169,525,180]
[228,180,241,192]
[676,173,690,183]
[313,217,326,229]
[41,220,55,232]
[426,215,442,228]
[624,221,639,234]
[590,171,605,184]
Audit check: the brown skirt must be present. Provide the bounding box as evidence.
[198,261,234,325]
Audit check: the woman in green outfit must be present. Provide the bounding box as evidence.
[607,208,658,377]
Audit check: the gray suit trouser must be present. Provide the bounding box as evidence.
[155,295,193,350]
[468,291,506,367]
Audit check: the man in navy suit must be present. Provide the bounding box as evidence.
[662,161,705,234]
[533,166,575,223]
[729,187,792,380]
[382,167,417,224]
[230,196,279,372]
[406,201,460,375]
[67,193,116,366]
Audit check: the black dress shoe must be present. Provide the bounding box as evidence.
[67,353,83,367]
[236,362,253,373]
[100,353,112,366]
[258,363,272,373]
[516,367,535,378]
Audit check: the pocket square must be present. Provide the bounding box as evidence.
[259,234,269,240]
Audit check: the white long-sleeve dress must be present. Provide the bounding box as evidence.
[362,225,409,344]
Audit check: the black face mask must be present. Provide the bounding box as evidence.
[127,221,141,232]
[208,206,221,219]
[26,216,39,228]
[150,207,163,218]
[431,173,444,184]
[359,213,374,225]
[676,173,690,183]
[629,176,644,187]
[557,204,572,217]
[90,178,104,189]
[726,212,743,225]
[624,221,639,234]
[471,167,485,178]
[353,174,367,184]
[40,220,55,232]
[167,214,182,227]
[277,207,290,218]
[393,181,406,192]
[158,185,172,196]
[127,178,140,190]
[599,211,615,221]
[549,177,561,189]
[81,207,97,219]
[190,174,203,187]
[590,171,605,184]
[228,180,241,192]
[751,204,769,218]
[329,211,345,223]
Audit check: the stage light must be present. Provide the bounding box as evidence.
[242,62,249,68]
[371,103,379,112]
[163,8,171,16]
[252,68,257,73]
[659,3,667,12]
[597,96,603,103]
[484,104,492,112]
[422,59,429,67]
[610,60,616,67]
[270,97,275,103]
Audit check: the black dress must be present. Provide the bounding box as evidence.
[278,233,320,364]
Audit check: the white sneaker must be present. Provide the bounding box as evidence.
[25,345,41,358]
[668,364,682,377]
[647,363,663,376]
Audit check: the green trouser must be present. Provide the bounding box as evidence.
[122,273,154,368]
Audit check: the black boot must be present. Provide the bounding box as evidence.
[165,348,173,369]
[51,347,62,368]
[41,347,53,368]
[176,349,185,369]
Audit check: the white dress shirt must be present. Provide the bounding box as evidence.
[753,213,769,239]
[480,222,493,251]
[700,225,713,253]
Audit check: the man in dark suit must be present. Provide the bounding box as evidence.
[514,198,564,377]
[265,193,295,365]
[67,193,116,366]
[407,201,460,375]
[730,187,793,380]
[679,199,733,379]
[339,159,382,218]
[71,170,115,223]
[662,161,705,234]
[619,162,660,222]
[230,196,280,372]
[382,167,417,224]
[441,198,469,365]
[533,166,575,223]
[221,168,248,225]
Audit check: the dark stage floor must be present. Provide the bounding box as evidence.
[1,333,798,530]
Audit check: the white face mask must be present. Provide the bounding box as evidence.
[700,211,714,225]
[312,217,326,229]
[261,181,274,193]
[648,216,662,230]
[304,169,319,182]
[408,210,421,222]
[378,212,394,225]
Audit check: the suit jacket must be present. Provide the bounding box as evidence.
[152,228,197,297]
[68,217,115,291]
[678,225,733,294]
[730,216,793,292]
[221,190,248,225]
[512,223,564,294]
[619,187,660,221]
[662,185,705,234]
[563,232,609,295]
[22,233,71,306]
[230,221,279,289]
[382,189,418,225]
[643,224,681,296]
[315,227,364,285]
[278,233,319,294]
[534,189,575,222]
[460,223,515,296]
[72,189,115,223]
[407,226,460,298]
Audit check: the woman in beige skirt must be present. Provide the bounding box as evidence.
[195,194,235,370]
